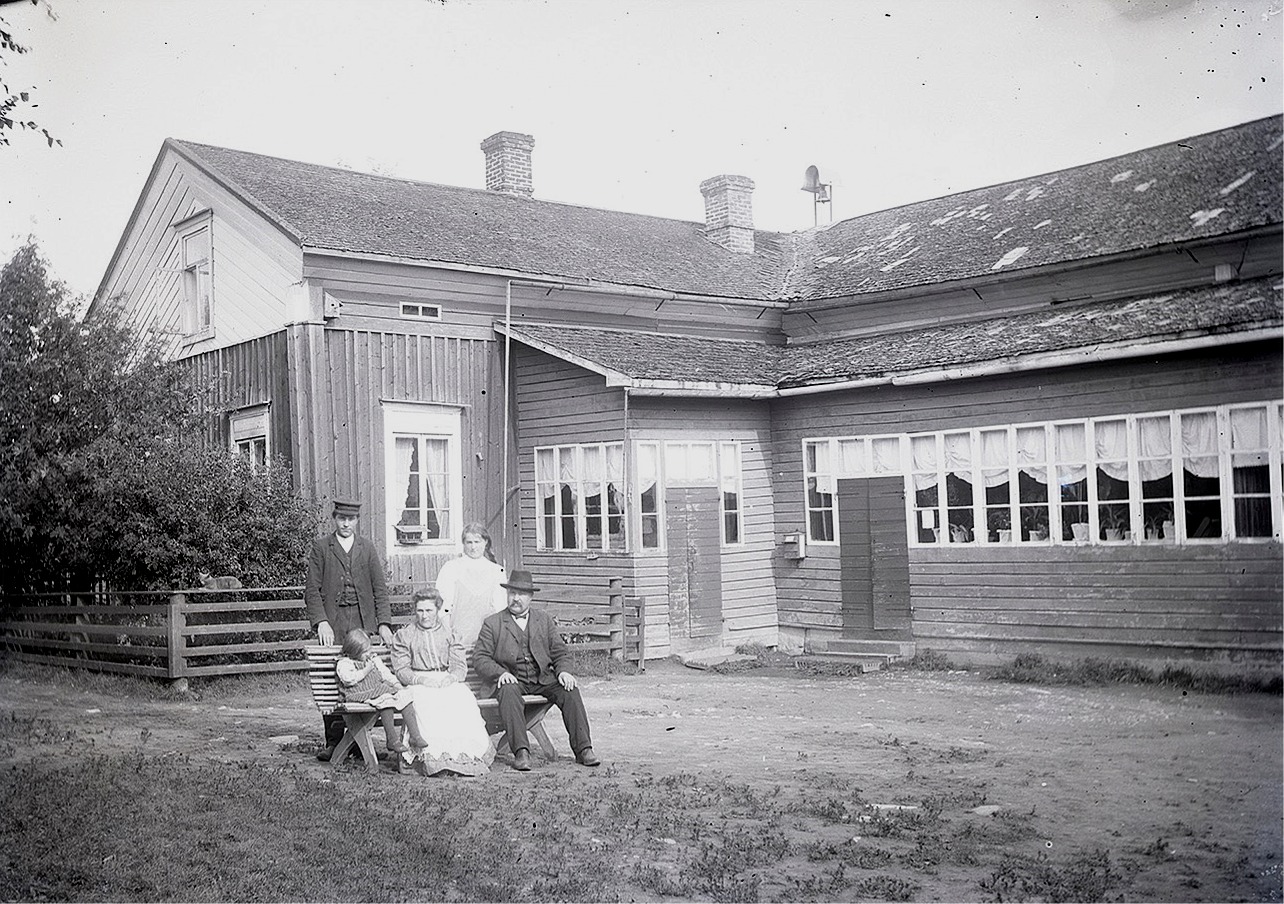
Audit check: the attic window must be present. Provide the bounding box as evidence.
[179,223,213,340]
[400,302,441,321]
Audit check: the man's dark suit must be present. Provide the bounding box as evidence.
[303,532,390,639]
[473,607,593,758]
[304,531,390,748]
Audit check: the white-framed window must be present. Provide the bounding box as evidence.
[400,302,441,321]
[383,402,462,551]
[179,222,213,339]
[805,434,905,543]
[229,405,269,472]
[660,440,743,548]
[534,443,625,551]
[802,400,1284,547]
[534,439,746,552]
[720,441,743,545]
[637,441,662,550]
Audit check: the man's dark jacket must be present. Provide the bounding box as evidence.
[472,608,567,695]
[303,533,390,633]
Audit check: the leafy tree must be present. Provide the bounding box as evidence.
[0,240,317,594]
[0,0,60,148]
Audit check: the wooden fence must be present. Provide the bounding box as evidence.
[0,577,644,681]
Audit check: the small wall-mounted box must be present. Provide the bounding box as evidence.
[781,531,807,561]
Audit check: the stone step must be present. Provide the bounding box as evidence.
[795,653,892,672]
[820,638,916,659]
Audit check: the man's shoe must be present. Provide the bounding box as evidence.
[316,746,335,762]
[512,749,532,771]
[575,747,601,767]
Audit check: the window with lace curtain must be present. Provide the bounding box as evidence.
[803,400,1283,546]
[535,443,625,551]
[382,402,461,550]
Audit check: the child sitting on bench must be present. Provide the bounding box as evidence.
[336,628,430,761]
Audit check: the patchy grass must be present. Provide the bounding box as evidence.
[0,740,1150,903]
[988,652,1282,695]
[712,643,1282,696]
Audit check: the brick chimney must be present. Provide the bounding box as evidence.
[480,131,535,196]
[699,174,755,253]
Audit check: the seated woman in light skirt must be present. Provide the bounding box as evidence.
[389,588,495,776]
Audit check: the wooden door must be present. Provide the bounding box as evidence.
[838,477,912,638]
[665,486,723,645]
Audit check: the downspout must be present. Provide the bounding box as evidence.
[501,279,514,556]
[622,386,632,552]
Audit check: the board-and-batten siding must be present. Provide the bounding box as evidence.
[629,396,780,654]
[98,152,302,358]
[185,333,292,465]
[783,232,1281,341]
[769,344,1283,667]
[286,323,508,586]
[302,253,783,343]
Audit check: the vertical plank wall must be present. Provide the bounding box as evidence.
[286,324,502,588]
[770,344,1283,669]
[185,332,293,461]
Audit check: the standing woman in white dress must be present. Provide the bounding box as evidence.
[434,522,506,648]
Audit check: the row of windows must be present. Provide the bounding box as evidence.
[230,398,1282,554]
[804,401,1284,546]
[534,441,743,552]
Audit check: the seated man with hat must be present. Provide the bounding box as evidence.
[472,569,601,771]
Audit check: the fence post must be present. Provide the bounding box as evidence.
[167,593,188,686]
[608,576,623,662]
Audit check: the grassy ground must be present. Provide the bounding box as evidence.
[0,652,1278,902]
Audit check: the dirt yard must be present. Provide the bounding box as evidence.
[2,659,1280,902]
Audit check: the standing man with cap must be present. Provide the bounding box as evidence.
[305,497,394,760]
[473,569,601,771]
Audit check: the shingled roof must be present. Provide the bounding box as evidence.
[170,140,791,302]
[169,116,1281,304]
[505,278,1282,393]
[788,115,1283,300]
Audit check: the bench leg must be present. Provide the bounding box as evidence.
[527,704,557,759]
[485,703,558,760]
[332,712,380,774]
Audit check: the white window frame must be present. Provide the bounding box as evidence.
[636,441,663,551]
[176,214,213,342]
[802,400,1283,549]
[229,404,270,473]
[719,441,744,546]
[399,301,442,321]
[803,434,906,545]
[383,402,463,554]
[533,442,626,552]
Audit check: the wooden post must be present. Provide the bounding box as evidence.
[608,576,623,662]
[167,593,188,684]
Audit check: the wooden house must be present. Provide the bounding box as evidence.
[92,118,1283,667]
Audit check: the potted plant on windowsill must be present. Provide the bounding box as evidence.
[1146,505,1175,542]
[988,509,1012,543]
[1021,507,1049,541]
[1100,505,1129,541]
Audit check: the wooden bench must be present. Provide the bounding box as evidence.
[304,645,556,774]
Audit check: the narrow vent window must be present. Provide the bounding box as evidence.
[400,302,441,321]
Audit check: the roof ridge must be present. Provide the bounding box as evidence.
[168,138,796,238]
[816,114,1283,223]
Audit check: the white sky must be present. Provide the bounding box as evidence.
[1,0,1280,300]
